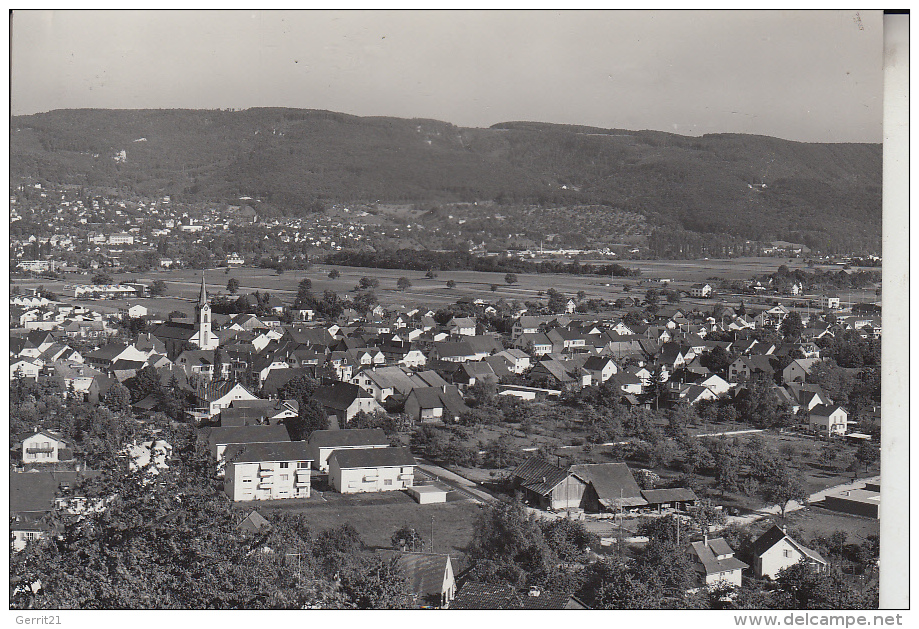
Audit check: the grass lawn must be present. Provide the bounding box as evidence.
[781,505,880,544]
[249,489,483,564]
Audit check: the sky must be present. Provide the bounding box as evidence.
[11,10,884,143]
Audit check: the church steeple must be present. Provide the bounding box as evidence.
[193,272,217,350]
[198,272,208,307]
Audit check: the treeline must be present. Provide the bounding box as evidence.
[647,228,766,259]
[324,249,640,277]
[761,265,882,291]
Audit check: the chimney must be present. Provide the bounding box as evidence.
[703,533,709,547]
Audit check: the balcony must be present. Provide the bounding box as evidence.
[295,479,310,488]
[295,468,310,476]
[258,469,274,477]
[26,447,55,454]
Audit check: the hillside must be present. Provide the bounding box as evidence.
[10,108,882,253]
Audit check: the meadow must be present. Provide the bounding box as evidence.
[13,256,877,316]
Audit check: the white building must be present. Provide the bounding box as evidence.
[752,524,828,579]
[690,283,713,298]
[307,428,390,472]
[223,442,313,502]
[688,536,748,587]
[108,232,135,246]
[820,295,841,310]
[808,404,848,437]
[328,446,416,494]
[20,430,73,464]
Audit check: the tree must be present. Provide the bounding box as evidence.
[424,269,438,279]
[761,466,808,521]
[10,428,328,609]
[774,562,879,609]
[102,382,132,413]
[470,499,556,583]
[490,284,499,292]
[687,499,727,537]
[780,311,805,341]
[294,278,314,308]
[446,280,456,289]
[504,273,518,285]
[546,288,567,313]
[149,279,168,297]
[854,441,879,474]
[168,310,187,321]
[576,290,587,302]
[391,525,424,552]
[358,277,380,290]
[396,277,412,292]
[328,269,340,279]
[226,278,240,295]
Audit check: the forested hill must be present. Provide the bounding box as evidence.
[11,108,882,253]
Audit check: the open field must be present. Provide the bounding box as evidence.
[248,488,482,564]
[13,256,878,312]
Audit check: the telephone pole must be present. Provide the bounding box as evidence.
[431,516,435,554]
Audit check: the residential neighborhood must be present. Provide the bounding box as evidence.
[10,265,881,610]
[9,8,891,613]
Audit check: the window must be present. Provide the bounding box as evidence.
[297,461,309,468]
[280,474,289,481]
[242,479,252,484]
[279,462,289,469]
[783,549,792,558]
[384,479,393,486]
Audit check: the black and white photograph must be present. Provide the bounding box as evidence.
[7,9,907,619]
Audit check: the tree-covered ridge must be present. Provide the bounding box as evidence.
[11,108,881,253]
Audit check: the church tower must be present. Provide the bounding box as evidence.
[194,273,217,350]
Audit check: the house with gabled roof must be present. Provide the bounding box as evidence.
[808,404,848,437]
[189,381,259,422]
[10,357,41,380]
[569,462,648,511]
[583,355,618,386]
[689,536,748,587]
[19,430,74,465]
[328,446,416,494]
[529,358,579,389]
[785,383,831,412]
[446,317,477,337]
[404,385,469,423]
[495,348,531,373]
[514,332,553,356]
[782,358,820,385]
[511,315,546,340]
[378,551,456,608]
[752,524,828,579]
[728,355,775,382]
[219,399,299,427]
[311,382,384,426]
[511,457,647,512]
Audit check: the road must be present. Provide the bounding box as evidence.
[413,458,498,504]
[695,429,765,438]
